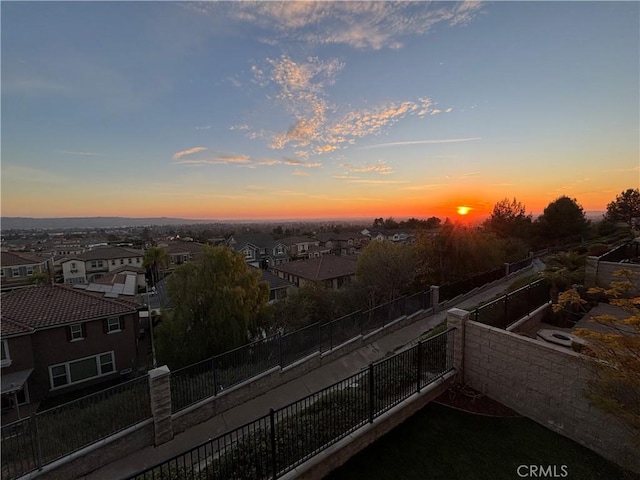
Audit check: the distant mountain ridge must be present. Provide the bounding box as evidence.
[1,217,216,230]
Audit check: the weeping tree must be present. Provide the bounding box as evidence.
[156,245,269,368]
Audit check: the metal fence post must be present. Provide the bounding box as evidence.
[368,363,375,424]
[278,334,283,368]
[32,414,43,471]
[416,341,423,394]
[503,293,509,329]
[269,408,277,480]
[212,356,218,397]
[329,320,334,351]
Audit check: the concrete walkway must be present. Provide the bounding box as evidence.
[82,263,543,480]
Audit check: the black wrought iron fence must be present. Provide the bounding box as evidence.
[1,416,39,480]
[439,265,505,302]
[471,279,549,329]
[1,375,151,480]
[320,310,361,352]
[126,329,456,480]
[280,322,320,367]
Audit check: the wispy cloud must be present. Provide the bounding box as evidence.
[173,146,207,160]
[174,153,251,166]
[55,150,105,157]
[204,2,483,51]
[292,170,309,176]
[361,137,481,150]
[283,158,322,168]
[253,57,443,157]
[340,160,393,175]
[402,184,444,191]
[347,179,410,185]
[445,171,481,179]
[195,125,212,130]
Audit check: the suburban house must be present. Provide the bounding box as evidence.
[281,236,321,260]
[253,267,297,304]
[270,254,357,290]
[368,229,415,243]
[314,232,367,256]
[0,252,52,290]
[227,234,290,268]
[61,246,145,286]
[0,285,142,420]
[162,242,205,268]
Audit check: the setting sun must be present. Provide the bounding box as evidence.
[457,206,471,215]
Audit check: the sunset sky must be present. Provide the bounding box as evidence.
[2,1,638,222]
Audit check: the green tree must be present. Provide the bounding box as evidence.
[556,269,640,444]
[415,223,511,285]
[357,240,418,306]
[156,245,269,368]
[484,197,532,239]
[605,188,640,228]
[535,196,589,244]
[143,246,168,287]
[542,250,586,305]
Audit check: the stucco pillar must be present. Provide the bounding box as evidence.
[430,285,440,312]
[504,262,511,277]
[149,365,174,446]
[447,308,469,383]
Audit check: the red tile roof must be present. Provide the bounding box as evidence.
[1,285,138,337]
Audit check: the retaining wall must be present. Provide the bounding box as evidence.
[454,310,639,473]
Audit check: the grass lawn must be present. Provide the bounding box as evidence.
[325,402,636,480]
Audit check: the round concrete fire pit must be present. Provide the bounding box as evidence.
[536,329,586,348]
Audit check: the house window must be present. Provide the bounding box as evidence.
[183,255,188,262]
[49,352,116,389]
[90,260,104,268]
[0,269,4,277]
[128,258,132,264]
[244,249,252,259]
[106,317,122,333]
[69,324,84,341]
[136,258,141,263]
[120,259,124,265]
[71,262,77,269]
[1,340,11,367]
[11,268,20,277]
[111,260,116,266]
[26,266,34,275]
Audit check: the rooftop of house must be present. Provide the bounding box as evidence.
[1,284,139,337]
[1,251,49,267]
[69,246,144,262]
[271,254,357,281]
[280,236,318,246]
[229,234,287,251]
[162,242,206,255]
[254,267,296,290]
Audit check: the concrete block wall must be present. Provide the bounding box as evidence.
[462,317,639,473]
